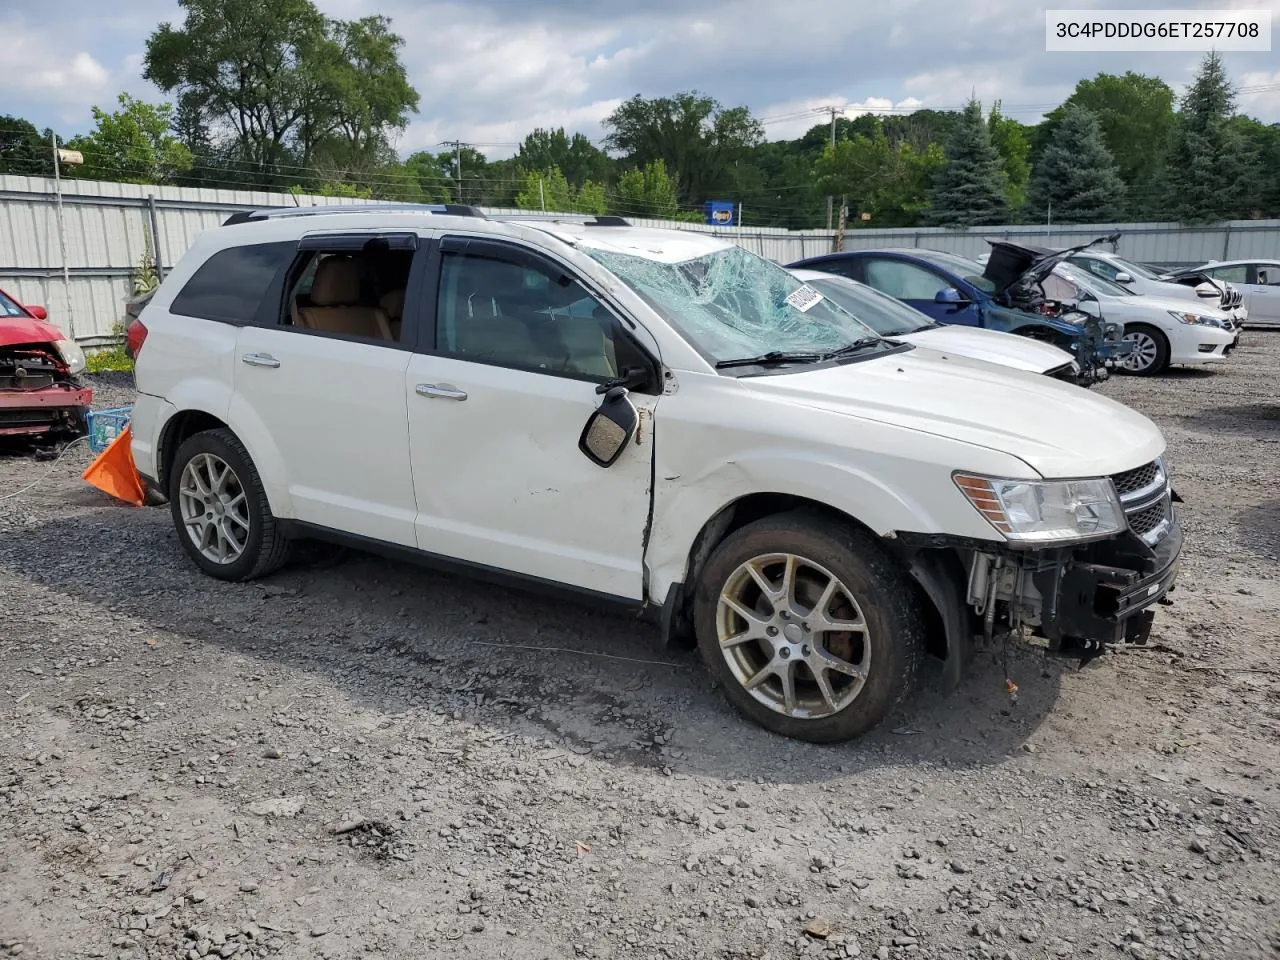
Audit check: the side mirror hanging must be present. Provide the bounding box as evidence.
[579,385,639,468]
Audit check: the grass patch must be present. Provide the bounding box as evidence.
[85,345,133,373]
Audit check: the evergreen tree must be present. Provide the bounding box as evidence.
[925,98,1009,227]
[1027,104,1126,223]
[1162,52,1254,222]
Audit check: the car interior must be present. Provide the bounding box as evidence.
[281,243,650,383]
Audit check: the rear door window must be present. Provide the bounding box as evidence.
[170,242,296,324]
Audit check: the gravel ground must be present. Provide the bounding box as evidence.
[2,340,1278,960]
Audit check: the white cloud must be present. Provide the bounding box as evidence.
[0,23,110,102]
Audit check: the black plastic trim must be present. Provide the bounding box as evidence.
[276,519,655,620]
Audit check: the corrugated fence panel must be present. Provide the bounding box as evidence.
[3,174,1280,342]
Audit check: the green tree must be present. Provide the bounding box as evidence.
[610,159,681,218]
[516,128,611,188]
[814,132,898,218]
[0,115,56,177]
[926,99,1009,227]
[1162,52,1254,222]
[1035,72,1176,215]
[1228,116,1280,217]
[67,93,193,184]
[144,0,418,186]
[575,180,608,216]
[1027,105,1126,223]
[602,91,763,204]
[987,102,1031,215]
[515,166,574,211]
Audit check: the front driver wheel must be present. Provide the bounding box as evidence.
[168,428,291,581]
[693,511,926,743]
[1120,324,1170,375]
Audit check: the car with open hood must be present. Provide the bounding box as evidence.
[1042,262,1239,375]
[787,267,1080,381]
[1067,244,1247,326]
[1159,259,1278,329]
[128,206,1181,744]
[787,236,1132,383]
[0,286,91,440]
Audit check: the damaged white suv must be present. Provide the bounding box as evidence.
[128,206,1182,743]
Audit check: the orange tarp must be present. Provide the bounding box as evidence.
[82,425,145,507]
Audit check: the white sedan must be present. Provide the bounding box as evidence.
[788,268,1081,380]
[1044,263,1238,375]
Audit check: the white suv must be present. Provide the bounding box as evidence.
[128,205,1183,743]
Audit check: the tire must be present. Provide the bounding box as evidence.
[168,428,291,582]
[692,510,926,743]
[1120,324,1170,376]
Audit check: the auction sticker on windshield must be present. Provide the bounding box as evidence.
[785,285,824,312]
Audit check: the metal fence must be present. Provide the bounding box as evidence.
[3,173,1279,343]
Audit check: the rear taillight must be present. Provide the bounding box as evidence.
[125,319,148,360]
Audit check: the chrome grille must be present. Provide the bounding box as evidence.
[1112,461,1159,497]
[1110,458,1173,546]
[1127,499,1170,538]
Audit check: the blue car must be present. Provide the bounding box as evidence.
[788,236,1132,383]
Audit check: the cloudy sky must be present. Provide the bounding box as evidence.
[4,0,1279,159]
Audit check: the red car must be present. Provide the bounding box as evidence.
[0,287,92,439]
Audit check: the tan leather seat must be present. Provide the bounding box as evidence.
[452,288,537,365]
[379,288,405,341]
[296,257,393,341]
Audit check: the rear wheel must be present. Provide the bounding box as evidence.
[168,428,291,581]
[1120,324,1170,375]
[693,511,925,743]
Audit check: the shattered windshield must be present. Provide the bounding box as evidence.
[583,243,884,364]
[804,276,937,335]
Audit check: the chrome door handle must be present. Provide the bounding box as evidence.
[416,383,468,401]
[242,353,280,368]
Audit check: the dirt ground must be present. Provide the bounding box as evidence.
[2,336,1278,960]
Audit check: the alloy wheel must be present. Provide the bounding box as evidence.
[715,552,870,719]
[1122,331,1159,372]
[178,453,250,564]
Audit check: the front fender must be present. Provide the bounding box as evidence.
[645,447,1004,603]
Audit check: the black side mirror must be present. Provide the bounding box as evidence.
[579,386,639,467]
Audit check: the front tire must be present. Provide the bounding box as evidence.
[693,511,926,743]
[1120,324,1170,375]
[168,428,291,581]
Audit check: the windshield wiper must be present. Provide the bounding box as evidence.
[714,351,825,369]
[821,337,885,360]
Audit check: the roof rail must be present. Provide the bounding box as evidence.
[490,213,633,227]
[221,203,486,226]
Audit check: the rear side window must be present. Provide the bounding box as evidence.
[170,241,295,323]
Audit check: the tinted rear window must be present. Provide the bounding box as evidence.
[170,241,294,323]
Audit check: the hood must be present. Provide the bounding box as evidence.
[901,324,1075,373]
[0,314,66,347]
[982,233,1120,300]
[744,346,1164,478]
[1104,292,1231,320]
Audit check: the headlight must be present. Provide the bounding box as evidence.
[953,473,1125,544]
[52,337,87,375]
[1167,310,1224,328]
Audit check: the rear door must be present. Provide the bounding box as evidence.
[859,256,982,326]
[229,231,424,547]
[403,235,662,599]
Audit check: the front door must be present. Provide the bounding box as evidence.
[405,236,661,600]
[229,232,422,547]
[860,257,981,326]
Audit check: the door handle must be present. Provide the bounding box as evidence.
[415,383,468,401]
[242,353,280,368]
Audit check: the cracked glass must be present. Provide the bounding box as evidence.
[583,244,880,363]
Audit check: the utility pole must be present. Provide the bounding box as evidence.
[817,106,842,230]
[440,140,467,203]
